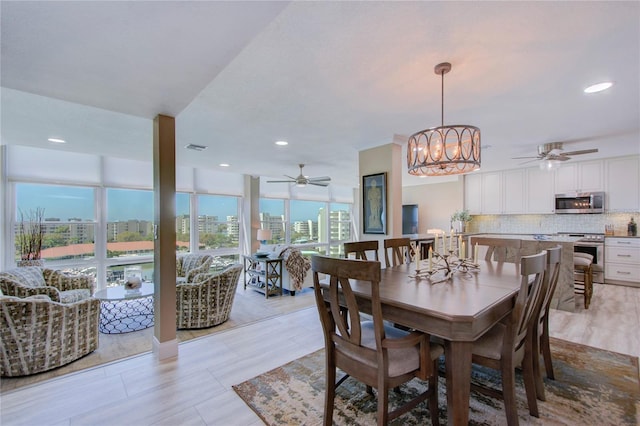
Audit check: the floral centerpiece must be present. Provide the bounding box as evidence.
[450,209,472,233]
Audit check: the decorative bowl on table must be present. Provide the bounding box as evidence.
[254,252,270,258]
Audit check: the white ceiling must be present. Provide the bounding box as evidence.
[2,1,639,188]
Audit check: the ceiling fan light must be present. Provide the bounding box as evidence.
[540,159,561,171]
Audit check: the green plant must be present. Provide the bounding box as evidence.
[17,207,45,260]
[450,209,472,223]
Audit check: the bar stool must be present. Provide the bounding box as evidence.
[573,252,593,309]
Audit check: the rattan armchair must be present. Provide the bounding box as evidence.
[176,264,243,329]
[176,253,214,283]
[0,266,94,303]
[0,293,100,376]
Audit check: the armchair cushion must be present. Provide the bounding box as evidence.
[176,264,242,329]
[177,253,214,282]
[0,267,93,303]
[0,294,100,376]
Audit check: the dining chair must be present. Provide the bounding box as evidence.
[311,255,443,426]
[344,240,379,261]
[470,250,548,426]
[573,252,593,309]
[383,237,411,268]
[470,236,522,264]
[531,245,562,401]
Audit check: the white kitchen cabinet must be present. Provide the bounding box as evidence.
[526,168,554,213]
[503,169,526,213]
[554,163,578,194]
[481,172,502,214]
[554,160,603,194]
[464,173,482,215]
[606,156,640,212]
[605,237,640,284]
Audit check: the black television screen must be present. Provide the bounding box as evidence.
[402,204,418,234]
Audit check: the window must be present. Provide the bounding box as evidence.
[290,200,325,244]
[329,202,352,257]
[197,195,240,250]
[259,199,285,244]
[176,192,190,253]
[15,183,96,263]
[106,262,154,287]
[106,188,153,258]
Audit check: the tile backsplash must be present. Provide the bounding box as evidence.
[467,213,640,235]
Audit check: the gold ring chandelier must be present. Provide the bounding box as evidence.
[407,62,481,176]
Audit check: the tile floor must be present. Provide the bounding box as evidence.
[1,283,638,425]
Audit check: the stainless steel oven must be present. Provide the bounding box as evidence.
[560,233,604,283]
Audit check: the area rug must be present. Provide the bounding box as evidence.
[233,338,640,425]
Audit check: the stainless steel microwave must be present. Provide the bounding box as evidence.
[554,192,605,214]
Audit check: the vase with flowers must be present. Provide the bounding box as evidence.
[450,209,472,234]
[16,207,45,267]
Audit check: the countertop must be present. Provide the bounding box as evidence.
[605,235,640,239]
[470,233,582,243]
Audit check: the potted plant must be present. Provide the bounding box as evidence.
[16,207,45,267]
[450,209,472,233]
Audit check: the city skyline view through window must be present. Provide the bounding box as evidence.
[18,184,324,222]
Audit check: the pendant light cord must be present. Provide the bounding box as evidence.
[441,70,445,127]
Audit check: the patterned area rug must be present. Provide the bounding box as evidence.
[234,338,640,425]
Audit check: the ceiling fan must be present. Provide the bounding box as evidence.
[513,142,599,165]
[267,164,331,187]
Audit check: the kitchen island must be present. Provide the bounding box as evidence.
[469,234,580,312]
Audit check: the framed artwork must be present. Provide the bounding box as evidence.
[363,172,387,234]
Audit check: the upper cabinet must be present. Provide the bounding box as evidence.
[606,156,640,212]
[464,173,482,215]
[502,169,526,214]
[554,160,603,194]
[464,156,638,215]
[481,172,502,214]
[463,168,533,214]
[526,168,555,213]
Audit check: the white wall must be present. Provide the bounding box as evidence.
[402,179,464,233]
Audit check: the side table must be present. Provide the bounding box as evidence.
[243,255,283,299]
[93,282,154,333]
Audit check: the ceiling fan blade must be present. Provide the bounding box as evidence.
[267,179,295,183]
[518,159,541,165]
[307,176,331,182]
[512,156,541,160]
[309,181,330,187]
[562,149,599,156]
[284,174,297,180]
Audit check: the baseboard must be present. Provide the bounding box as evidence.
[152,336,178,360]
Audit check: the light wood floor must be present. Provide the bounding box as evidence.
[1,283,638,425]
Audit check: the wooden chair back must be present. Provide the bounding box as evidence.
[470,249,548,424]
[383,237,411,268]
[311,255,440,425]
[470,236,523,263]
[512,250,548,351]
[344,240,379,261]
[532,245,562,399]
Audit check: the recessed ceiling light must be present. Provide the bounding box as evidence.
[47,138,66,144]
[275,140,288,146]
[584,82,613,94]
[219,163,230,167]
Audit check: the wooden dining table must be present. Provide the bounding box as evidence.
[345,260,523,426]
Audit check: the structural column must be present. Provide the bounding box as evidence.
[153,114,178,359]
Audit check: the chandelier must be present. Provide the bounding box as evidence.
[407,62,481,176]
